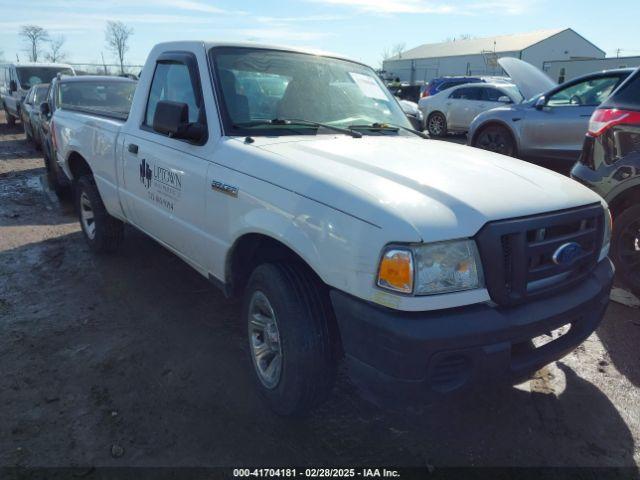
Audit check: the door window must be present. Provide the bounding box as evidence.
[449,87,482,100]
[145,62,202,127]
[547,76,622,107]
[481,87,504,102]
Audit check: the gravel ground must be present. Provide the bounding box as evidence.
[0,112,639,468]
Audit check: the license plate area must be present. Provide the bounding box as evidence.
[531,323,572,349]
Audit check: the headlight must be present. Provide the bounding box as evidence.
[377,240,484,296]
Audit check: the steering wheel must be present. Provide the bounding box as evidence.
[570,95,583,106]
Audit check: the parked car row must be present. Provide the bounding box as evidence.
[0,62,76,125]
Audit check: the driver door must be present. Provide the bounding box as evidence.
[520,75,624,161]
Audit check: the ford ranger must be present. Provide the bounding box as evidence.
[52,42,614,416]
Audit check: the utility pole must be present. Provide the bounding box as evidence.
[101,51,107,75]
[616,48,621,58]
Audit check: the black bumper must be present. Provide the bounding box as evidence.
[330,259,614,404]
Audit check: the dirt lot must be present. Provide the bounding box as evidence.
[1,112,639,469]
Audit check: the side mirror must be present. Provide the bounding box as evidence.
[498,96,512,104]
[9,80,17,93]
[534,96,546,110]
[152,100,205,142]
[39,102,50,116]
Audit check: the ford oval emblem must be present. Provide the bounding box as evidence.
[552,242,583,266]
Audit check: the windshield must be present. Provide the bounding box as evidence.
[58,81,136,116]
[16,67,73,90]
[210,47,411,136]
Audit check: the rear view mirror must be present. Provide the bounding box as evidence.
[39,102,50,116]
[152,100,205,142]
[535,96,546,110]
[498,96,512,104]
[9,80,17,93]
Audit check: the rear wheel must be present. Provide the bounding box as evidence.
[75,175,124,253]
[427,112,447,137]
[474,125,516,157]
[243,263,337,416]
[611,205,640,298]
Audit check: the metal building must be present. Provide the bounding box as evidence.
[543,56,640,83]
[382,28,605,85]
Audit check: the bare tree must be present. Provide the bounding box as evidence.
[391,42,406,59]
[46,35,67,62]
[20,25,50,62]
[105,21,133,74]
[380,47,392,69]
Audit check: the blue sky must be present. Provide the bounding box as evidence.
[1,0,639,68]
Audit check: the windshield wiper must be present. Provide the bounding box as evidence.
[348,123,429,139]
[233,118,362,138]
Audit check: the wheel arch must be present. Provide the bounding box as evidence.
[608,183,640,218]
[66,150,93,181]
[470,120,519,154]
[224,232,326,299]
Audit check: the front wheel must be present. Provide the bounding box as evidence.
[611,205,640,298]
[474,125,516,157]
[75,175,124,253]
[427,112,447,137]
[244,263,337,416]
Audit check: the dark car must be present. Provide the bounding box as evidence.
[20,83,50,149]
[571,67,640,297]
[421,76,486,98]
[39,75,137,196]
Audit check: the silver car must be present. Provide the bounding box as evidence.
[468,58,633,163]
[418,82,522,137]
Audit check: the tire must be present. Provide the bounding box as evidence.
[610,204,640,298]
[75,175,124,253]
[243,262,337,416]
[44,149,70,199]
[474,125,516,157]
[427,112,447,137]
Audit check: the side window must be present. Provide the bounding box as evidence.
[449,88,463,99]
[547,76,622,107]
[452,87,481,101]
[483,88,504,102]
[145,62,201,127]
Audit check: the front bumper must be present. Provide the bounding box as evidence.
[331,259,614,405]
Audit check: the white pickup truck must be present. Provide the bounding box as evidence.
[53,41,614,415]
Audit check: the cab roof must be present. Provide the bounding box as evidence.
[151,41,366,67]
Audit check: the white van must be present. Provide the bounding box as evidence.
[0,63,75,125]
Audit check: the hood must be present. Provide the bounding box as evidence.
[252,136,600,242]
[499,57,557,100]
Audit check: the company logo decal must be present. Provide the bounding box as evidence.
[552,242,583,266]
[139,158,183,212]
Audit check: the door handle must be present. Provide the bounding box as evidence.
[128,143,139,154]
